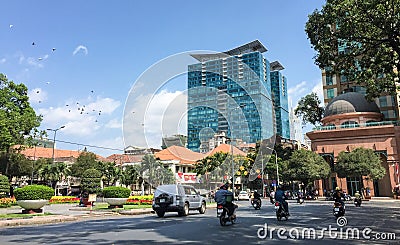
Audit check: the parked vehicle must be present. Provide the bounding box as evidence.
[333,201,345,218]
[251,198,261,210]
[275,201,288,221]
[152,184,206,218]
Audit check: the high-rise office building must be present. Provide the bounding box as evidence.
[321,43,400,120]
[187,40,288,152]
[270,61,290,139]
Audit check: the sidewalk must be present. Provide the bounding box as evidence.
[0,203,153,228]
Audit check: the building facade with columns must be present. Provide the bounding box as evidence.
[307,92,400,197]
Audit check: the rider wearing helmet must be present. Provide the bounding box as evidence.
[275,185,289,216]
[333,187,345,207]
[214,183,237,218]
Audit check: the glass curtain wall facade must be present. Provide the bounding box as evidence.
[187,44,274,152]
[270,70,290,139]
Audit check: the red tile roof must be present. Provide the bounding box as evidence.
[206,144,247,157]
[155,145,205,164]
[16,146,106,161]
[106,154,144,164]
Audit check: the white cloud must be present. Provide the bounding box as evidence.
[73,45,88,56]
[38,96,121,137]
[105,118,122,129]
[0,58,6,64]
[123,90,187,148]
[288,81,307,96]
[312,81,324,106]
[28,88,48,104]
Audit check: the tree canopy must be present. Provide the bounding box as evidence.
[0,74,43,177]
[286,149,331,187]
[306,0,400,99]
[294,92,324,125]
[70,151,100,178]
[335,147,386,180]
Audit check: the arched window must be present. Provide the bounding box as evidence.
[326,124,336,130]
[341,121,359,128]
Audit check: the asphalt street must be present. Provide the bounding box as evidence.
[0,199,399,245]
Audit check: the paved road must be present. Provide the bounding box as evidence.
[0,200,399,244]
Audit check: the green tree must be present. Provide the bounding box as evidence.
[0,175,10,197]
[0,74,43,178]
[70,152,100,178]
[335,147,386,180]
[38,162,70,191]
[121,165,139,187]
[294,92,324,125]
[137,154,173,192]
[98,161,122,187]
[305,0,400,99]
[286,149,331,190]
[81,168,102,194]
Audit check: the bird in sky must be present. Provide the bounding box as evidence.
[38,57,43,61]
[32,42,35,46]
[9,24,13,28]
[52,48,56,51]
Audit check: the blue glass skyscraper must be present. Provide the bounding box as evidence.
[187,40,286,152]
[270,61,290,139]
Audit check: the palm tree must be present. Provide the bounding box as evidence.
[98,161,123,187]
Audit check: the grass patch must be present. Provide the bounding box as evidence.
[91,203,152,211]
[0,212,53,219]
[123,204,152,209]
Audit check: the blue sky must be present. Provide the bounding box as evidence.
[0,0,325,157]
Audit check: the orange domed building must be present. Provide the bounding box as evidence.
[307,92,400,197]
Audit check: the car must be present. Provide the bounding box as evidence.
[237,191,250,201]
[152,184,207,218]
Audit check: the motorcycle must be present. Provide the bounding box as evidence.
[333,201,345,218]
[297,196,304,204]
[251,198,261,210]
[217,203,237,226]
[354,198,362,207]
[275,201,288,221]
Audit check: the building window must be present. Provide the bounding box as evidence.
[379,96,387,107]
[341,121,359,128]
[326,75,333,85]
[327,88,335,99]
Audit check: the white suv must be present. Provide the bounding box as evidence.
[152,184,207,217]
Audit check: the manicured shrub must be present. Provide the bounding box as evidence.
[0,175,10,198]
[103,186,131,198]
[13,185,54,200]
[81,168,102,194]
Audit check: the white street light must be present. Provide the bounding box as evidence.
[47,126,65,165]
[229,104,246,200]
[266,146,279,189]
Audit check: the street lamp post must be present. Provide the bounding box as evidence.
[266,146,279,189]
[47,126,65,165]
[229,104,246,200]
[47,126,65,195]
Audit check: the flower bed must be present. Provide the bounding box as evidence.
[49,196,80,204]
[0,197,16,208]
[126,195,153,205]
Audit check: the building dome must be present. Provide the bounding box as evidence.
[324,92,380,117]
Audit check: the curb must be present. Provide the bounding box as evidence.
[0,215,78,227]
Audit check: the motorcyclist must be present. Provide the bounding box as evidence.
[275,185,289,215]
[333,187,345,208]
[214,184,237,218]
[253,190,261,200]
